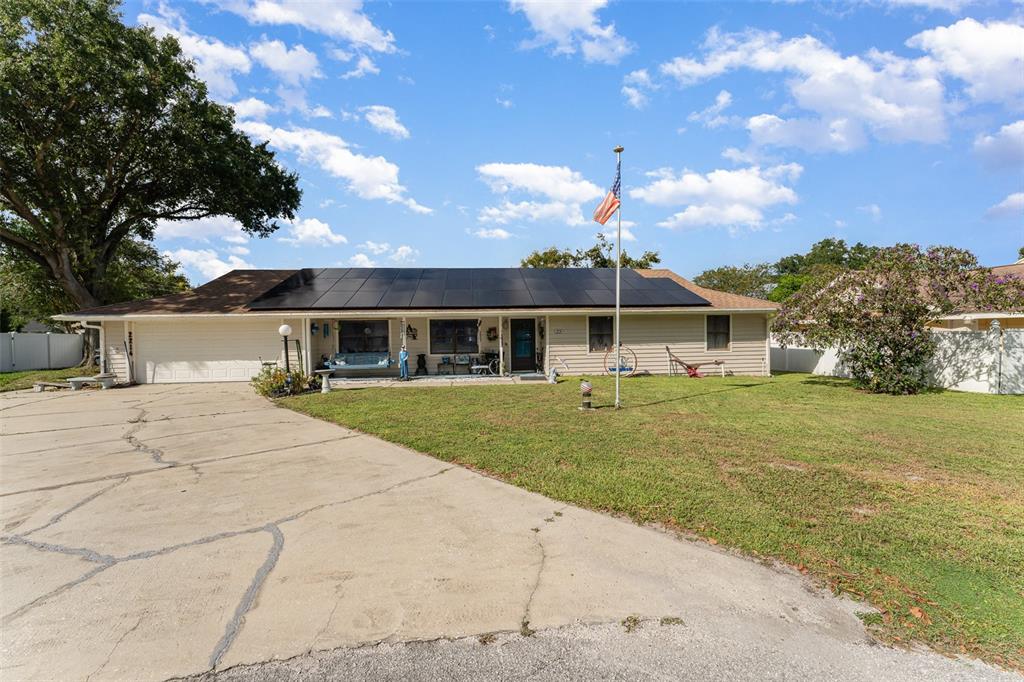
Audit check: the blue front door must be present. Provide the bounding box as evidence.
[510,319,535,372]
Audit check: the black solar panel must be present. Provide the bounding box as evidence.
[248,268,710,310]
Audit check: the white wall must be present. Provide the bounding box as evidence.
[771,329,1024,394]
[0,332,83,372]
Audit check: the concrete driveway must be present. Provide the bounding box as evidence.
[0,384,1015,681]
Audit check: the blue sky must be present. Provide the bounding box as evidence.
[130,0,1024,284]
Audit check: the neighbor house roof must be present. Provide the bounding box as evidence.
[57,267,780,319]
[935,260,1024,319]
[637,269,781,310]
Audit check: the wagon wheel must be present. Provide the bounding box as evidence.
[603,345,639,377]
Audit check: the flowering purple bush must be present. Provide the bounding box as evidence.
[773,244,1024,394]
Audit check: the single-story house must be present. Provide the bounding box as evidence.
[56,267,779,384]
[927,260,1024,332]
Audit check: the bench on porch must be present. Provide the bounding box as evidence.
[326,351,393,373]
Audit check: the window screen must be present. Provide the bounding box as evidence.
[706,315,730,350]
[430,320,479,354]
[589,316,613,352]
[339,320,389,352]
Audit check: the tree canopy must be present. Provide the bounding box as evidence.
[773,244,1024,394]
[0,0,301,310]
[521,233,661,269]
[692,238,882,302]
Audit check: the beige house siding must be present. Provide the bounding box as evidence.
[548,313,770,376]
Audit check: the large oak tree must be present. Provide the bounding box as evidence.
[0,0,301,310]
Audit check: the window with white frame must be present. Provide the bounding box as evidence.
[588,316,613,352]
[706,314,730,351]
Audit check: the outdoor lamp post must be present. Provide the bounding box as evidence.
[279,324,292,372]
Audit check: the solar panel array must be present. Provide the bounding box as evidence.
[248,268,711,310]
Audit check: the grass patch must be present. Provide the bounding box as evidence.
[0,365,97,392]
[282,373,1024,668]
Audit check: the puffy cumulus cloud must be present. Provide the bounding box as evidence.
[163,248,253,280]
[476,162,604,226]
[621,69,657,109]
[278,218,347,246]
[973,120,1024,171]
[473,228,513,239]
[209,0,395,53]
[341,55,380,79]
[688,90,734,129]
[230,97,275,120]
[348,253,377,267]
[361,105,410,139]
[907,18,1024,107]
[389,245,418,263]
[359,240,392,254]
[154,215,248,243]
[249,38,322,85]
[138,5,250,99]
[747,115,867,153]
[238,122,431,214]
[659,27,946,151]
[629,164,802,231]
[984,193,1024,220]
[509,0,632,64]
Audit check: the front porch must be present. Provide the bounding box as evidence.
[297,314,548,379]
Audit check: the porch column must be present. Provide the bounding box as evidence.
[400,316,406,347]
[301,317,311,374]
[544,315,550,375]
[498,315,504,376]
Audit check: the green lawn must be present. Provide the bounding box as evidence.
[0,366,98,392]
[282,373,1024,668]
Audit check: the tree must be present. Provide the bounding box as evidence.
[773,244,1024,394]
[0,0,301,311]
[521,233,661,269]
[693,263,774,299]
[1018,246,1023,261]
[0,241,189,331]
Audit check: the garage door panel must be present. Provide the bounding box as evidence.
[135,320,284,384]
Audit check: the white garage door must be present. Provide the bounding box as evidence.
[134,319,284,383]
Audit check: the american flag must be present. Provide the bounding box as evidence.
[592,158,621,225]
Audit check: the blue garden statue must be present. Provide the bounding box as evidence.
[399,345,410,381]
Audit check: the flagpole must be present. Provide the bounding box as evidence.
[613,145,623,409]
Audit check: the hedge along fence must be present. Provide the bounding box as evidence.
[771,328,1024,395]
[0,332,84,372]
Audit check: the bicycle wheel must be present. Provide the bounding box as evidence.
[603,345,639,377]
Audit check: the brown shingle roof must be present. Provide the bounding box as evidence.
[636,268,780,310]
[64,269,296,317]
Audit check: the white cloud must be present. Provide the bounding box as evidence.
[210,0,396,53]
[154,216,247,243]
[249,38,321,85]
[879,0,974,10]
[474,228,513,239]
[621,69,657,109]
[629,163,802,230]
[659,27,947,151]
[688,90,733,128]
[342,55,380,80]
[747,115,867,153]
[226,245,251,255]
[359,241,392,255]
[834,219,848,228]
[163,248,254,280]
[238,121,431,214]
[496,97,514,109]
[476,162,604,226]
[138,5,250,99]
[348,253,377,267]
[857,203,883,221]
[279,218,347,246]
[509,0,632,64]
[609,219,638,242]
[973,120,1024,171]
[361,105,410,139]
[985,193,1024,220]
[907,19,1024,107]
[231,97,275,120]
[389,245,418,263]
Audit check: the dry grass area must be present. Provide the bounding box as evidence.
[283,372,1024,669]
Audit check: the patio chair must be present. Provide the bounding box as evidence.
[454,354,471,374]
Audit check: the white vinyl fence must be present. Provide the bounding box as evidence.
[0,332,84,373]
[771,328,1024,395]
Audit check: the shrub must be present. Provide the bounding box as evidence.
[250,365,316,397]
[773,244,1024,394]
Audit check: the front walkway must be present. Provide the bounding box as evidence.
[0,384,1013,681]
